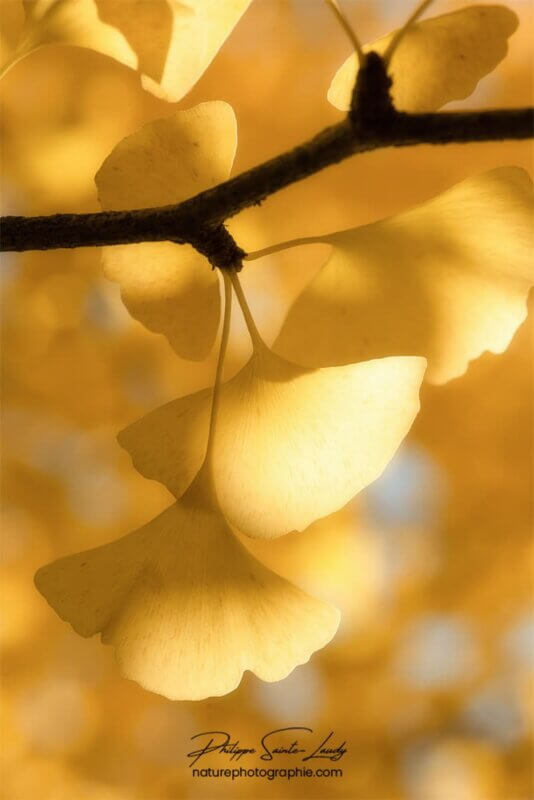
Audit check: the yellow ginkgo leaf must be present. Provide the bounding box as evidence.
[2,0,136,79]
[119,342,426,539]
[95,102,237,360]
[124,0,253,103]
[274,168,534,385]
[328,6,518,112]
[34,481,339,701]
[5,1,252,102]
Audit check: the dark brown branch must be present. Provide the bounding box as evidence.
[1,52,532,259]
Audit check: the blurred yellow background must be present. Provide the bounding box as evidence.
[1,1,532,798]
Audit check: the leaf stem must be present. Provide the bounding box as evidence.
[324,0,365,66]
[229,271,264,351]
[0,50,26,82]
[204,272,232,464]
[245,236,328,261]
[383,0,436,65]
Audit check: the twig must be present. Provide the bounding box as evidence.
[1,54,532,264]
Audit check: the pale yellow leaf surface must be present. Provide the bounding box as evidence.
[328,6,518,112]
[118,344,426,539]
[34,483,339,701]
[95,102,237,360]
[3,0,136,78]
[6,1,252,102]
[274,168,534,385]
[131,0,253,103]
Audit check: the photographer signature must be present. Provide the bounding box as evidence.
[187,727,347,767]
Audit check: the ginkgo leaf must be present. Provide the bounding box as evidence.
[34,481,339,701]
[127,0,253,103]
[5,1,252,103]
[2,0,136,80]
[274,168,534,385]
[328,6,518,112]
[95,102,237,360]
[118,343,426,539]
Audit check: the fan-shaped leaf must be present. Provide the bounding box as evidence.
[275,169,534,385]
[5,1,252,102]
[328,6,518,112]
[119,345,425,539]
[95,102,237,360]
[35,482,339,700]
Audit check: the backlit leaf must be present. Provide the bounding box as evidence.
[119,344,426,539]
[275,168,534,385]
[3,0,136,78]
[328,6,518,112]
[5,0,252,102]
[34,480,339,701]
[130,0,253,103]
[95,102,237,360]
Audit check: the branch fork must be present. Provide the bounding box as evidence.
[0,51,532,261]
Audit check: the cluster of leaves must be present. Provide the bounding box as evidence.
[5,1,532,701]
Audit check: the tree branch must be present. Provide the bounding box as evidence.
[1,53,532,262]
